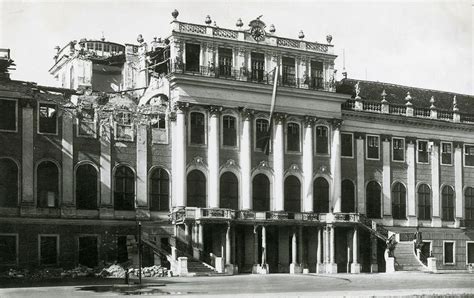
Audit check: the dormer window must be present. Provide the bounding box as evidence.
[185,43,200,72]
[115,111,134,141]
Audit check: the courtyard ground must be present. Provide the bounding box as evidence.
[1,272,474,297]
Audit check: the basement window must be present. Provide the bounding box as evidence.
[0,235,17,266]
[0,99,17,132]
[185,43,200,72]
[39,235,58,266]
[151,114,168,144]
[114,111,134,141]
[38,103,58,135]
[443,241,455,265]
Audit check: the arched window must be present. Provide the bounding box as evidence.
[187,170,206,207]
[287,123,300,152]
[37,161,59,208]
[465,187,474,223]
[0,158,18,207]
[314,177,329,213]
[392,182,406,219]
[418,184,431,220]
[366,181,381,218]
[150,168,169,211]
[442,185,455,221]
[114,166,135,211]
[220,172,238,210]
[341,179,355,213]
[252,174,270,211]
[284,175,301,212]
[76,163,98,210]
[190,112,205,145]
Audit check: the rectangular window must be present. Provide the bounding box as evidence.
[77,107,96,137]
[366,135,380,160]
[287,123,300,152]
[185,43,200,72]
[190,112,205,145]
[443,241,455,264]
[465,145,474,167]
[114,111,134,141]
[281,57,296,86]
[441,142,452,165]
[341,133,353,157]
[39,235,58,266]
[417,140,429,163]
[467,242,474,264]
[0,99,17,131]
[392,138,405,162]
[0,235,17,266]
[250,52,265,83]
[222,115,237,147]
[255,119,269,151]
[218,48,233,77]
[151,114,168,144]
[315,126,329,154]
[310,60,324,89]
[38,103,58,134]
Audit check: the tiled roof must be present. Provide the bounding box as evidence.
[337,78,474,114]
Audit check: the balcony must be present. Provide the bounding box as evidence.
[169,62,329,91]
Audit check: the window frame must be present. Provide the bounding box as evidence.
[391,182,407,220]
[466,241,474,265]
[76,107,97,139]
[149,167,170,212]
[188,110,207,147]
[38,234,59,266]
[35,160,61,209]
[417,183,432,221]
[341,132,354,158]
[37,102,59,136]
[184,43,201,72]
[443,240,456,265]
[315,125,330,156]
[0,233,19,266]
[221,113,239,149]
[464,144,474,168]
[285,121,301,154]
[392,137,405,162]
[151,113,169,144]
[254,117,270,152]
[0,98,18,133]
[366,134,380,160]
[74,161,100,210]
[417,140,429,164]
[114,110,134,142]
[113,164,136,211]
[441,141,453,166]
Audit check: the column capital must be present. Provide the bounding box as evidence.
[381,134,391,142]
[303,116,317,127]
[331,118,343,129]
[430,139,441,146]
[274,113,287,124]
[239,107,254,120]
[173,101,189,113]
[354,132,365,139]
[453,141,463,149]
[406,137,417,144]
[208,105,223,116]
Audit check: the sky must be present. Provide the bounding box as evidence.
[0,0,473,95]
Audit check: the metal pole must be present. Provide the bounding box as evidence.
[138,221,142,284]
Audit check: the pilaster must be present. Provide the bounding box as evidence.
[172,102,187,207]
[382,136,392,225]
[454,142,463,225]
[351,227,361,273]
[431,141,441,227]
[356,134,366,213]
[273,113,286,211]
[208,106,221,208]
[406,138,417,226]
[136,123,148,208]
[303,117,315,212]
[240,109,253,209]
[331,119,342,212]
[21,102,34,206]
[99,115,113,215]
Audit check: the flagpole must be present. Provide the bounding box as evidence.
[264,66,279,155]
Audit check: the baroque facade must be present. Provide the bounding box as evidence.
[0,11,473,274]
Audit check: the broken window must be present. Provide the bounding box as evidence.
[185,43,200,72]
[190,112,205,145]
[310,60,324,89]
[150,168,169,212]
[78,236,98,268]
[218,48,233,77]
[151,114,167,144]
[222,115,237,147]
[39,235,58,266]
[0,158,18,207]
[250,52,265,82]
[0,99,17,131]
[38,103,58,134]
[282,56,296,86]
[77,107,96,137]
[76,164,98,210]
[116,236,128,264]
[115,111,134,141]
[286,122,300,152]
[316,126,329,155]
[114,166,135,211]
[37,161,59,208]
[255,118,269,151]
[0,235,17,266]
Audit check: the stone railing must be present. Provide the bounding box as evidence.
[343,99,473,124]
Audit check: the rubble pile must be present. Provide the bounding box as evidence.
[128,265,168,277]
[61,265,95,278]
[98,264,126,278]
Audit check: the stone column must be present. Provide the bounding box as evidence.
[370,233,378,272]
[208,106,221,208]
[406,138,417,226]
[327,225,337,273]
[324,226,330,264]
[298,226,304,265]
[21,101,34,208]
[136,123,149,214]
[226,224,231,265]
[431,141,441,227]
[292,230,297,264]
[356,134,366,213]
[61,107,74,212]
[173,103,187,207]
[382,135,392,225]
[454,142,463,226]
[303,117,315,212]
[331,120,342,212]
[262,226,267,265]
[100,115,113,218]
[240,109,253,210]
[273,114,286,211]
[184,223,190,243]
[198,222,204,249]
[351,227,361,273]
[316,227,323,273]
[254,226,259,265]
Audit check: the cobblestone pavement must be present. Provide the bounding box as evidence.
[1,272,474,297]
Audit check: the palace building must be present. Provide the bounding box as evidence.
[0,10,473,274]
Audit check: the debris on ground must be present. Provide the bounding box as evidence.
[128,265,168,277]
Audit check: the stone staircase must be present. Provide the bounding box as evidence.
[187,260,220,276]
[394,241,427,271]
